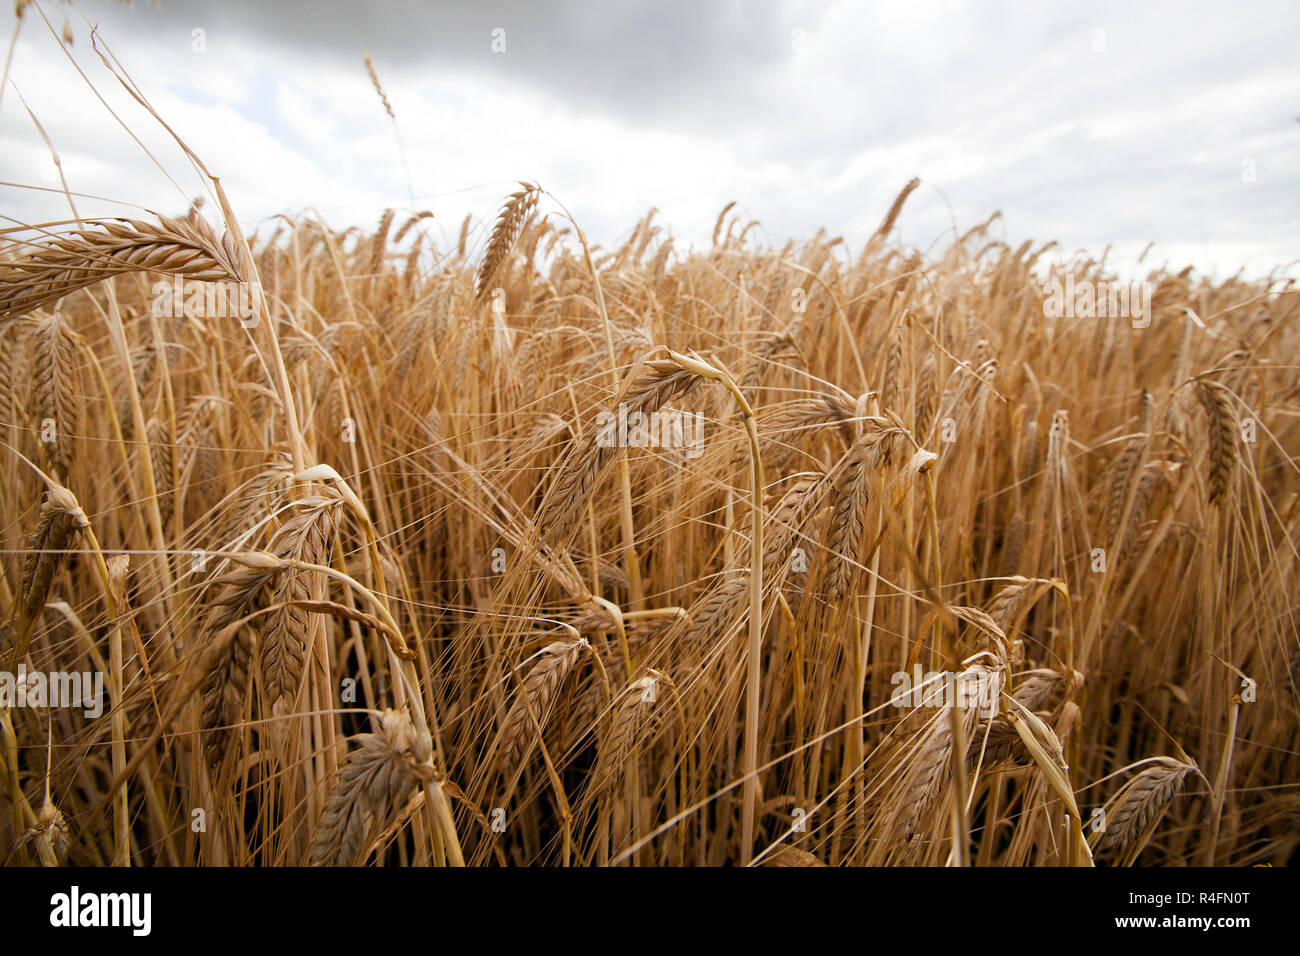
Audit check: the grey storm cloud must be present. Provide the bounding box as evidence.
[5,0,1296,275]
[85,0,815,123]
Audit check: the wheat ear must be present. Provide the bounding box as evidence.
[475,183,540,304]
[1093,757,1197,863]
[1,216,244,321]
[308,709,434,866]
[499,638,587,766]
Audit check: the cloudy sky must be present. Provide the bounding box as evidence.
[2,0,1297,277]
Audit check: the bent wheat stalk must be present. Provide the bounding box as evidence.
[0,215,244,321]
[664,349,765,865]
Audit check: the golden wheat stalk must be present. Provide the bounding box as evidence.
[262,496,341,707]
[499,638,587,766]
[1,216,244,321]
[475,182,540,304]
[1092,757,1198,863]
[308,709,435,866]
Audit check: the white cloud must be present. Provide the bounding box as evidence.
[0,0,1295,279]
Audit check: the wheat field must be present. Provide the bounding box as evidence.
[1,52,1298,866]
